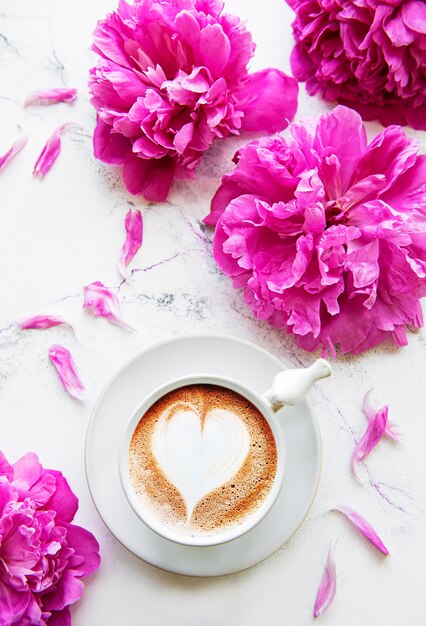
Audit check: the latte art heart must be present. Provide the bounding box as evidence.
[128,384,277,537]
[152,402,250,523]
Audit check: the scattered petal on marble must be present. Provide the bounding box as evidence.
[33,122,80,178]
[48,344,85,400]
[363,389,399,442]
[83,281,134,330]
[24,88,78,106]
[352,403,388,480]
[332,506,389,555]
[313,538,338,618]
[118,208,143,277]
[0,129,27,171]
[17,314,72,330]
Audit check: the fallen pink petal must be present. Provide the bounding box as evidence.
[17,314,71,330]
[48,344,85,400]
[83,281,134,330]
[24,87,78,106]
[33,122,79,178]
[332,506,389,555]
[0,129,27,171]
[313,538,338,618]
[352,403,388,480]
[363,389,399,442]
[118,208,143,276]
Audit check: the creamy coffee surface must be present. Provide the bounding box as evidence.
[128,384,277,536]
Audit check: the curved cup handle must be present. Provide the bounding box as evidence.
[261,358,332,413]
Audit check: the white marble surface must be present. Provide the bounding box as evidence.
[1,0,425,623]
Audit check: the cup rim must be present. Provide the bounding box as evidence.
[119,373,286,547]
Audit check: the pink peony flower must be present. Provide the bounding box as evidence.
[206,106,426,355]
[89,0,298,201]
[0,450,100,625]
[287,0,426,130]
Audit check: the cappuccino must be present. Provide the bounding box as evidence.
[128,384,277,537]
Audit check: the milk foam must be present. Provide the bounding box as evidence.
[151,401,250,523]
[128,384,277,536]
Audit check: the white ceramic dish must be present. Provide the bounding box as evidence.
[85,334,322,576]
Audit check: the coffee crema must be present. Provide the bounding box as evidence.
[128,384,277,537]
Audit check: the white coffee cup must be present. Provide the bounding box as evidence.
[119,359,331,547]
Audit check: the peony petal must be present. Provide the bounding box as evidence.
[314,106,367,191]
[33,123,80,178]
[0,580,32,624]
[118,208,143,277]
[24,88,78,107]
[46,607,71,626]
[199,24,231,78]
[313,538,338,618]
[122,152,176,201]
[42,569,84,611]
[83,281,134,330]
[332,506,389,555]
[48,345,85,400]
[17,315,72,331]
[12,452,42,489]
[238,69,298,133]
[401,0,426,33]
[93,118,130,165]
[63,523,101,576]
[0,451,14,481]
[0,129,28,171]
[363,389,399,442]
[351,402,388,480]
[43,470,79,523]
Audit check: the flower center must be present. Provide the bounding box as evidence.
[324,199,348,228]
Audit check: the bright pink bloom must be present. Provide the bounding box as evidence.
[363,390,399,443]
[287,0,426,130]
[0,450,100,625]
[33,123,79,178]
[118,208,143,276]
[332,506,389,555]
[313,538,337,618]
[208,106,426,355]
[17,315,71,330]
[24,88,78,107]
[83,281,134,330]
[48,345,85,400]
[0,130,27,171]
[89,0,298,201]
[352,403,388,480]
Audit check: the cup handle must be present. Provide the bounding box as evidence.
[261,358,332,413]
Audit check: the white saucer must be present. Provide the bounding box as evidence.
[85,334,321,576]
